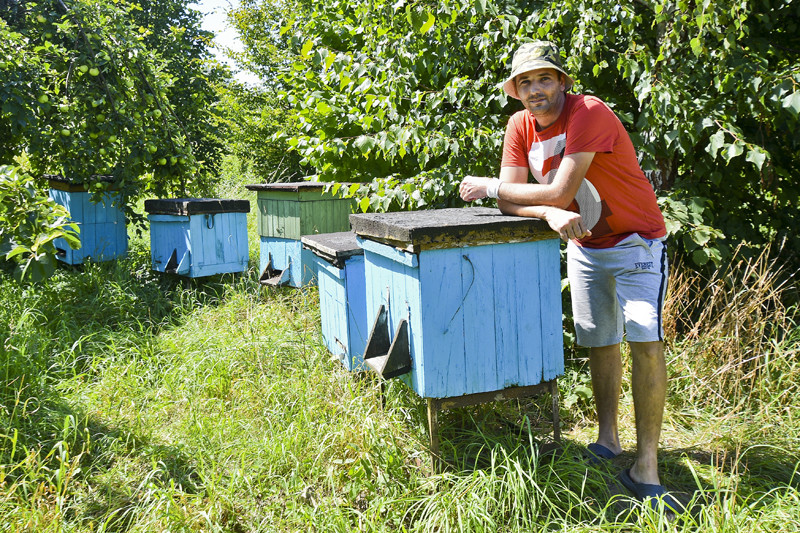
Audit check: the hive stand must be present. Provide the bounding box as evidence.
[350,207,564,471]
[245,182,353,288]
[47,176,127,265]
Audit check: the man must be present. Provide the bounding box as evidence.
[459,41,677,512]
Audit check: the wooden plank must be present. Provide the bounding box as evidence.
[538,238,564,381]
[350,207,557,251]
[490,242,519,389]
[418,247,467,399]
[357,237,418,268]
[515,241,545,386]
[344,255,367,371]
[461,245,500,395]
[362,245,422,392]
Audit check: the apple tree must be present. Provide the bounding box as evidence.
[0,0,228,279]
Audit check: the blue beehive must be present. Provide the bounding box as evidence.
[301,232,367,371]
[47,176,127,265]
[350,207,564,400]
[145,198,250,278]
[245,182,353,287]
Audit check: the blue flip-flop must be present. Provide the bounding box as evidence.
[585,442,618,465]
[618,468,683,514]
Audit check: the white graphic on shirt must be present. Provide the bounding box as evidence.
[528,134,566,184]
[527,133,603,231]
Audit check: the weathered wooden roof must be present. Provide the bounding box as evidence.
[245,182,330,192]
[144,198,250,216]
[301,231,363,268]
[350,207,557,251]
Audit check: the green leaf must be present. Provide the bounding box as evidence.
[358,197,370,212]
[301,39,314,59]
[723,141,744,162]
[781,91,800,116]
[707,130,725,158]
[354,135,376,155]
[420,12,435,34]
[690,37,702,57]
[745,148,767,170]
[692,249,710,266]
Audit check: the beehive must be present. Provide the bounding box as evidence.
[145,198,249,278]
[301,232,367,371]
[47,176,127,265]
[245,182,352,287]
[350,207,564,399]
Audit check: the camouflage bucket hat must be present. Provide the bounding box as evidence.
[502,40,575,100]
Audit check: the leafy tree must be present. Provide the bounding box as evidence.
[0,0,229,280]
[235,0,800,264]
[131,0,229,189]
[217,80,306,182]
[217,0,312,182]
[0,0,228,209]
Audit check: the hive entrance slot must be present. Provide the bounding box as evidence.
[259,254,291,286]
[363,304,411,379]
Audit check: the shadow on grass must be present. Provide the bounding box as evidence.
[0,246,260,529]
[382,380,800,524]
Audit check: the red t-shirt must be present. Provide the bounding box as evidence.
[501,94,666,248]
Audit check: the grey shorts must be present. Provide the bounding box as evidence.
[567,233,668,347]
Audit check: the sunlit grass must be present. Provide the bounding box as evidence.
[1,183,799,530]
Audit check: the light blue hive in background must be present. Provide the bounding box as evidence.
[350,207,564,400]
[302,232,368,372]
[47,176,128,265]
[145,198,250,278]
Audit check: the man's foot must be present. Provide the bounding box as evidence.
[618,468,684,514]
[585,442,619,465]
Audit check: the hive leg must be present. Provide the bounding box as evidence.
[550,380,561,442]
[427,399,442,473]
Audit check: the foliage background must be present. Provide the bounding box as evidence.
[231,0,800,266]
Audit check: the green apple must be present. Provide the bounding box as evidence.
[89,67,99,76]
[37,94,49,104]
[158,158,167,165]
[59,104,70,113]
[61,129,71,137]
[147,144,157,154]
[96,113,105,122]
[79,65,89,73]
[99,148,107,155]
[153,109,162,119]
[170,156,177,165]
[108,135,117,143]
[36,15,46,23]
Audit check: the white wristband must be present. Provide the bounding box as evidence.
[486,178,501,199]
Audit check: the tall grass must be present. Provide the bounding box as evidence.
[664,243,799,410]
[0,201,799,530]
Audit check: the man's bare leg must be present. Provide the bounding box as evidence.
[588,344,623,455]
[627,340,666,486]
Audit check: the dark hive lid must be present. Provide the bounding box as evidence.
[145,198,250,216]
[349,207,556,251]
[301,231,363,267]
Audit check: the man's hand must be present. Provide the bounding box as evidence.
[459,175,493,201]
[545,209,592,241]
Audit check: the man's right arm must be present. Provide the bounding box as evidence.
[493,166,592,242]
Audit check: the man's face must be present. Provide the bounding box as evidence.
[515,68,566,125]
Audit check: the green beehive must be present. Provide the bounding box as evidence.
[245,182,353,286]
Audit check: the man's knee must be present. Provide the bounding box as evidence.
[629,341,664,362]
